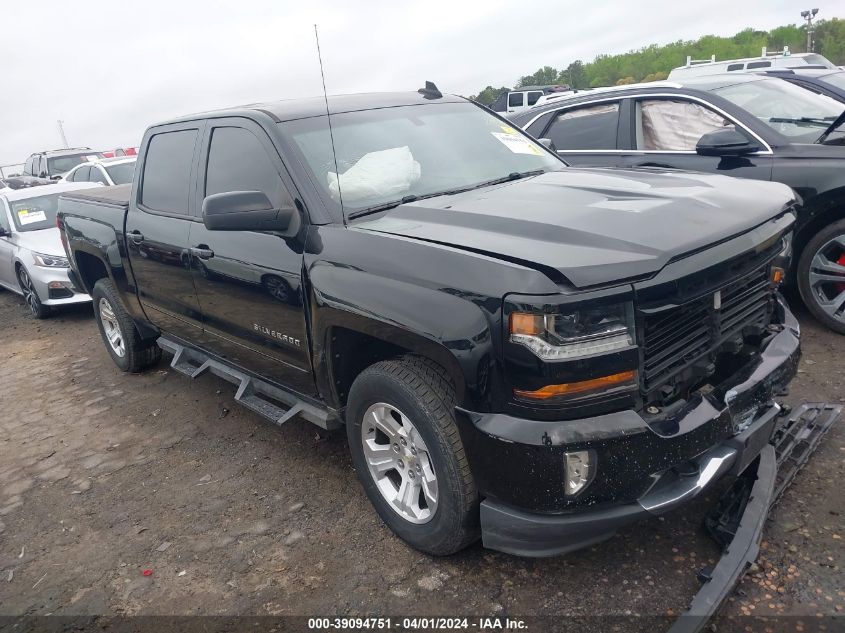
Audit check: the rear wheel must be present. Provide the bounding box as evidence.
[797,219,845,335]
[346,356,479,555]
[92,279,162,372]
[17,266,50,319]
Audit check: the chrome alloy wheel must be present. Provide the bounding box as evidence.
[807,233,845,325]
[361,402,438,524]
[98,297,126,357]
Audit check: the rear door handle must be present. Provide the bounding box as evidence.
[190,246,214,260]
[127,230,144,244]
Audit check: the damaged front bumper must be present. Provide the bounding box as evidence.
[461,296,801,557]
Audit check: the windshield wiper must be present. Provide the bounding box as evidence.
[347,195,420,220]
[346,169,547,220]
[768,116,836,126]
[816,110,845,144]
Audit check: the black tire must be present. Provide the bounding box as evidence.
[16,265,50,319]
[346,355,479,555]
[91,279,162,372]
[796,219,845,335]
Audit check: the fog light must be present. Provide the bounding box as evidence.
[48,281,66,289]
[564,450,595,497]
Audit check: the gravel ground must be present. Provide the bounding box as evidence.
[0,288,842,631]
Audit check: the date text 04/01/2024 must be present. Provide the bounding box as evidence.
[307,617,529,630]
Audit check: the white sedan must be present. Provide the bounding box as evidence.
[61,156,136,186]
[0,182,99,318]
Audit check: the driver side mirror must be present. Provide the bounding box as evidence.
[538,138,557,152]
[0,226,10,237]
[202,190,295,232]
[696,128,761,157]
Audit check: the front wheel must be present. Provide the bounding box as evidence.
[92,279,162,372]
[346,356,479,555]
[797,219,845,335]
[17,266,50,319]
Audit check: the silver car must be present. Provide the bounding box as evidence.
[0,182,98,318]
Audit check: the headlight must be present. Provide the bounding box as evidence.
[32,252,69,268]
[769,232,793,287]
[509,301,635,360]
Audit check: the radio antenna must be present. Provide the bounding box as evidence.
[314,24,345,222]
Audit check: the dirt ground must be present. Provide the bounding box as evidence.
[0,287,842,631]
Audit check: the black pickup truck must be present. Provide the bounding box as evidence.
[58,89,800,557]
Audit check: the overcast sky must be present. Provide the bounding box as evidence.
[0,0,821,168]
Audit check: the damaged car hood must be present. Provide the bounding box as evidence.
[355,168,796,288]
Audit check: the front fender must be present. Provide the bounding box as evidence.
[309,261,496,410]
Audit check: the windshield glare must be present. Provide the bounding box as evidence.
[8,193,61,232]
[281,102,561,214]
[713,78,845,143]
[105,161,136,185]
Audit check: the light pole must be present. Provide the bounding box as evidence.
[801,8,819,53]
[56,120,69,148]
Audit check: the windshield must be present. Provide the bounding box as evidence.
[280,102,562,215]
[8,192,61,232]
[821,71,845,91]
[712,78,845,143]
[105,161,136,185]
[794,54,836,68]
[47,153,101,175]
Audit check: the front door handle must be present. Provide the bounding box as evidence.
[190,246,214,260]
[127,230,144,244]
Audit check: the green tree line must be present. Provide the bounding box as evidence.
[471,18,845,105]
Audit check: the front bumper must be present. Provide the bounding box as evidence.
[30,266,91,306]
[461,297,800,557]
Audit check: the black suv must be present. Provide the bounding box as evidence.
[512,73,845,333]
[22,148,104,180]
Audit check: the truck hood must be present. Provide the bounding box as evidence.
[355,168,795,288]
[14,227,65,257]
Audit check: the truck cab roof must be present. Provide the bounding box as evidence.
[160,91,468,126]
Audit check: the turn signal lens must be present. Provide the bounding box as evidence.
[509,312,543,336]
[513,370,637,401]
[770,266,785,285]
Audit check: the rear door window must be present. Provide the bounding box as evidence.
[544,102,620,150]
[90,167,107,184]
[508,92,524,109]
[526,91,543,106]
[74,165,91,182]
[140,129,198,214]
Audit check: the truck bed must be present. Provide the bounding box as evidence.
[60,183,131,210]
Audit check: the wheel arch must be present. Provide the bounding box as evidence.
[323,322,468,413]
[793,195,845,267]
[74,250,111,294]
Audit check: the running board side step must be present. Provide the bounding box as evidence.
[158,337,340,431]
